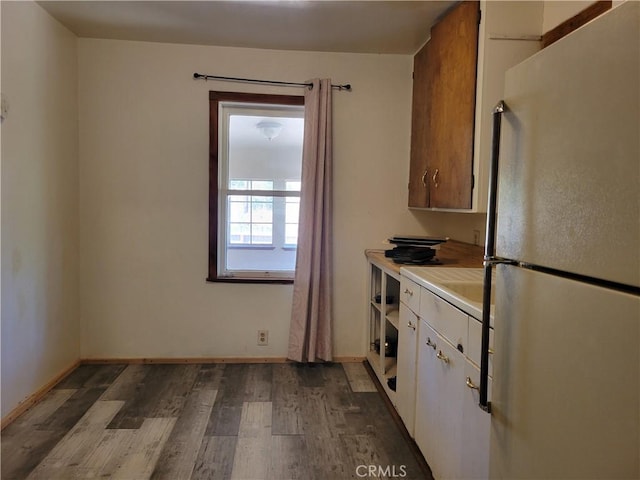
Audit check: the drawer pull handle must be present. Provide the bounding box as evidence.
[407,322,416,330]
[436,350,449,364]
[426,337,436,350]
[466,377,479,390]
[404,288,413,296]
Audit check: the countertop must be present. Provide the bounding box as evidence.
[365,240,491,321]
[401,266,494,322]
[365,239,484,275]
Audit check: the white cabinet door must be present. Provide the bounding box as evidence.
[460,361,492,480]
[397,304,418,437]
[415,321,465,479]
[433,334,465,480]
[415,321,441,476]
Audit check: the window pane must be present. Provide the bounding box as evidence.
[285,201,299,223]
[227,248,296,272]
[229,201,250,222]
[227,115,303,185]
[229,180,249,190]
[252,180,273,190]
[229,223,250,244]
[286,181,301,191]
[285,224,299,245]
[252,224,272,244]
[229,194,248,202]
[252,202,273,222]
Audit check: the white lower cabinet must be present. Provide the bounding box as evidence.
[415,321,440,474]
[414,289,493,480]
[460,361,492,479]
[367,262,493,479]
[415,321,465,480]
[397,304,419,437]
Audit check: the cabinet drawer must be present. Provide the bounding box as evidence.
[400,277,420,313]
[467,318,494,378]
[420,288,468,352]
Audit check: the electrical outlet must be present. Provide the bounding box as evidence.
[257,330,269,346]
[473,229,480,246]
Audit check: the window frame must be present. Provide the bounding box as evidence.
[207,91,305,284]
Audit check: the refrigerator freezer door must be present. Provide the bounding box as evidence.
[490,265,639,479]
[496,2,639,288]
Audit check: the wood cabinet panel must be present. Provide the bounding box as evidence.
[426,0,479,209]
[409,1,480,209]
[408,41,431,208]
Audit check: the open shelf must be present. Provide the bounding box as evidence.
[385,309,400,329]
[366,256,401,407]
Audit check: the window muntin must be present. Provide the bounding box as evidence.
[209,92,304,282]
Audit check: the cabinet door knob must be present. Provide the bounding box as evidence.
[407,322,416,330]
[466,377,479,390]
[421,169,428,187]
[432,168,440,188]
[436,350,449,364]
[404,288,413,296]
[426,337,436,350]
[488,348,494,355]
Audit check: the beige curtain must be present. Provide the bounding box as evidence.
[287,78,333,362]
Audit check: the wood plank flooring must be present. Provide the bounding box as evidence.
[1,362,432,480]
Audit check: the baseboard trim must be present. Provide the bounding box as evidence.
[1,359,81,431]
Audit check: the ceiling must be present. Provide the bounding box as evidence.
[37,1,456,55]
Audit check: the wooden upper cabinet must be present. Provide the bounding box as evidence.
[408,41,431,208]
[409,1,480,209]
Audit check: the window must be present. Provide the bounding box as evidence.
[208,92,305,283]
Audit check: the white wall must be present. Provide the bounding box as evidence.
[78,38,482,359]
[542,1,596,32]
[1,2,79,418]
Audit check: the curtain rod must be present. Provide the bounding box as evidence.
[193,73,351,91]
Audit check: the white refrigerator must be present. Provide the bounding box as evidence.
[482,3,640,478]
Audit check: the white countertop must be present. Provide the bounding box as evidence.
[400,267,494,323]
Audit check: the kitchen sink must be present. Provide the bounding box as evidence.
[438,281,495,305]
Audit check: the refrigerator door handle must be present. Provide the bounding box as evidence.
[484,256,517,267]
[479,101,506,413]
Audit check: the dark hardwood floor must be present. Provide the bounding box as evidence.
[1,362,432,480]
